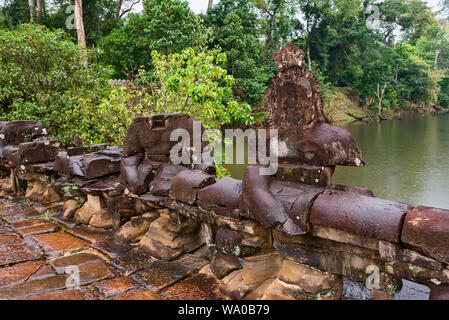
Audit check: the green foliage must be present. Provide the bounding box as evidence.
[65,85,147,145]
[0,24,112,144]
[100,0,211,78]
[65,47,254,147]
[147,47,254,128]
[205,0,273,106]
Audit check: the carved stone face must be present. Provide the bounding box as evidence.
[267,43,364,167]
[274,43,305,71]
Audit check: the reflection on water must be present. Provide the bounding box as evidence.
[225,113,449,209]
[333,113,449,209]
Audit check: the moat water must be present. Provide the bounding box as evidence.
[225,113,449,209]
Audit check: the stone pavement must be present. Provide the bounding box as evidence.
[0,195,430,300]
[0,196,223,300]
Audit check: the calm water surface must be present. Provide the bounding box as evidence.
[333,113,449,209]
[225,113,449,209]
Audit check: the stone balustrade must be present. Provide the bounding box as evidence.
[1,44,449,300]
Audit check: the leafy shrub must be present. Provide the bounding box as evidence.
[65,85,147,146]
[0,24,112,144]
[99,0,211,78]
[146,47,254,128]
[67,47,255,147]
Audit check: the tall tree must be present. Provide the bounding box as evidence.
[252,0,300,57]
[116,0,140,19]
[100,0,210,77]
[205,0,271,105]
[75,0,86,48]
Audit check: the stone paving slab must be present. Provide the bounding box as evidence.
[17,223,60,237]
[49,252,103,274]
[28,232,90,257]
[76,260,117,285]
[91,238,133,259]
[0,274,69,299]
[109,288,163,300]
[0,204,41,224]
[11,218,49,229]
[66,225,112,243]
[92,276,138,298]
[0,242,43,266]
[159,273,222,300]
[109,247,154,276]
[0,260,55,287]
[24,286,102,300]
[132,254,208,291]
[0,234,22,245]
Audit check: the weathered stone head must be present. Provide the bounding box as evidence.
[120,113,215,195]
[267,44,364,167]
[0,120,46,145]
[0,120,48,166]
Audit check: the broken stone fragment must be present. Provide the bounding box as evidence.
[169,170,215,205]
[218,269,273,300]
[277,259,343,298]
[210,251,242,279]
[386,260,449,287]
[401,206,449,264]
[18,173,61,203]
[62,199,80,219]
[119,156,156,195]
[107,193,153,219]
[24,162,55,174]
[138,215,204,261]
[310,189,411,243]
[149,163,187,196]
[90,143,109,153]
[215,227,243,256]
[67,146,89,156]
[16,140,61,165]
[79,174,120,196]
[115,216,154,244]
[90,210,113,229]
[54,147,122,179]
[197,177,242,219]
[0,120,46,145]
[1,145,18,166]
[241,252,282,286]
[274,240,402,294]
[122,113,206,158]
[269,181,323,236]
[74,195,105,225]
[396,248,443,271]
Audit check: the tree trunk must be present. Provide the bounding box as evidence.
[306,15,312,71]
[28,0,36,22]
[36,0,42,24]
[307,42,312,71]
[74,0,87,66]
[208,0,213,9]
[116,0,124,19]
[376,83,387,121]
[435,49,440,69]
